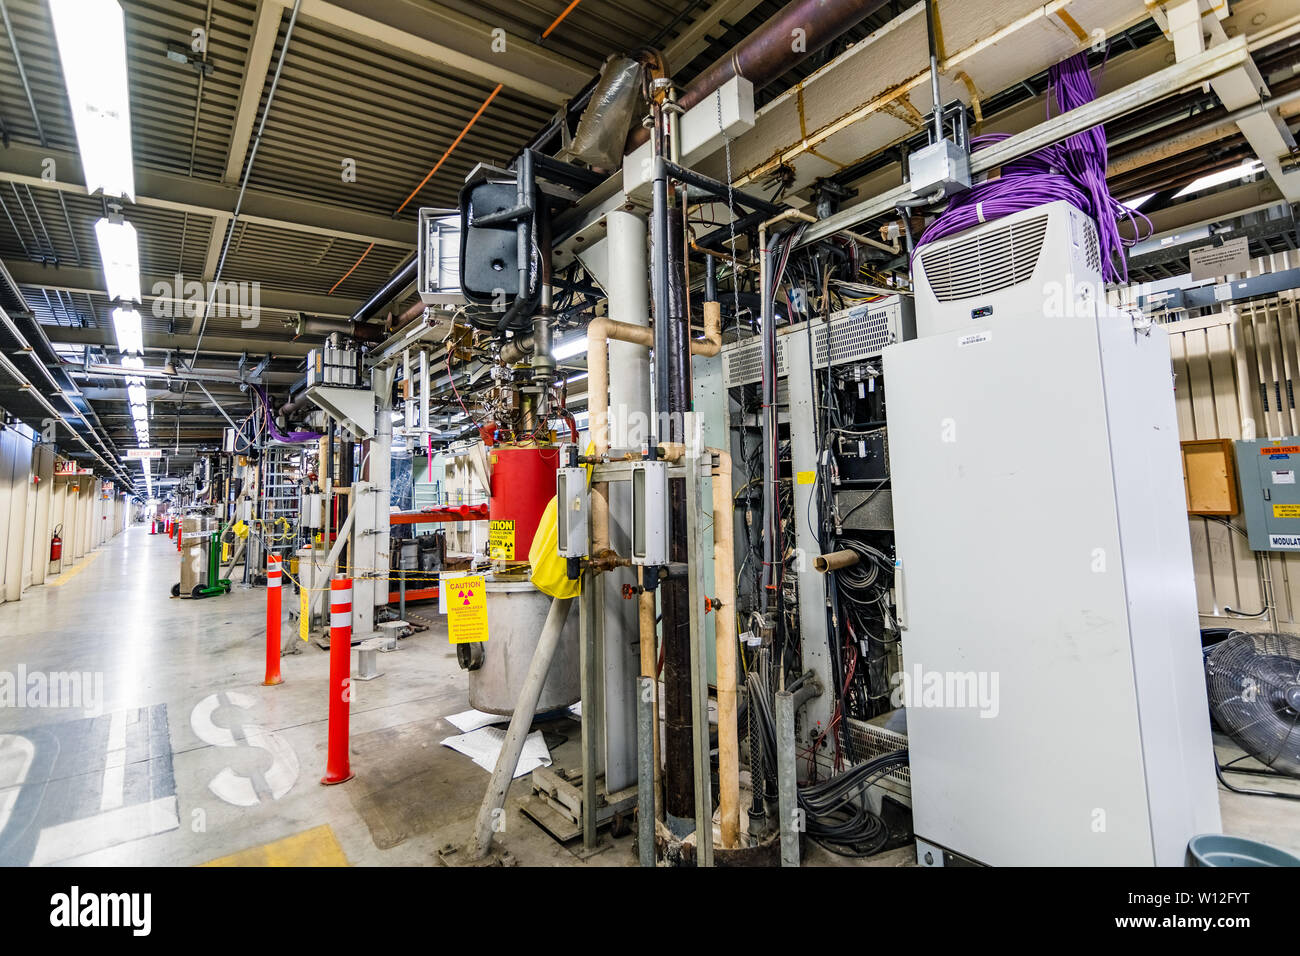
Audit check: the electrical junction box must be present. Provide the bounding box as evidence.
[555,467,588,558]
[1234,438,1300,550]
[417,207,466,307]
[907,139,971,200]
[630,461,669,567]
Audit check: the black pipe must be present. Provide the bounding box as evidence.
[663,160,784,216]
[350,258,416,324]
[661,204,695,833]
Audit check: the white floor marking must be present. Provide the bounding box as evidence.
[100,710,127,812]
[0,734,35,840]
[31,794,179,866]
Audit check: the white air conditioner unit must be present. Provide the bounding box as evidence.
[913,200,1103,338]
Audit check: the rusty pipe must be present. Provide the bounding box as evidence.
[638,568,662,820]
[296,313,384,343]
[814,549,860,573]
[631,0,893,149]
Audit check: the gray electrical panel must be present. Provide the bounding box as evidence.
[1235,437,1300,551]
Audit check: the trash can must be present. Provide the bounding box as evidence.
[1187,834,1300,866]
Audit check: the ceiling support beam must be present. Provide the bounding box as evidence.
[226,0,286,183]
[0,143,414,248]
[41,324,314,358]
[663,0,766,74]
[274,0,590,105]
[4,260,364,318]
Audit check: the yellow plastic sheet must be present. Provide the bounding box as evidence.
[528,442,594,599]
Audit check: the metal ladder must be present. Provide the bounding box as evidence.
[261,443,301,557]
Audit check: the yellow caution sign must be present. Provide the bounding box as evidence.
[299,586,309,642]
[796,470,816,485]
[1274,504,1300,519]
[448,575,489,644]
[489,519,516,561]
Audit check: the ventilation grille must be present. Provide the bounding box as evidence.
[920,213,1050,302]
[813,303,897,367]
[722,336,788,387]
[1082,217,1101,273]
[810,718,911,802]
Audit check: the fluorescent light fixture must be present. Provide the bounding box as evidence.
[121,354,145,387]
[112,306,143,353]
[95,217,141,303]
[48,0,135,200]
[553,336,588,361]
[1123,192,1155,211]
[127,383,147,406]
[1173,160,1264,199]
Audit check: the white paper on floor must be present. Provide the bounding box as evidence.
[445,708,508,733]
[440,726,552,778]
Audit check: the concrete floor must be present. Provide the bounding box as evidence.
[0,525,634,867]
[0,524,1295,867]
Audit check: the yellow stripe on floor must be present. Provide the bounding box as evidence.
[48,551,99,586]
[199,825,349,867]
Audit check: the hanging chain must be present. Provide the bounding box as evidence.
[717,89,741,333]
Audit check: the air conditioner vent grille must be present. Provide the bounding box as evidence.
[920,213,1049,302]
[813,304,896,367]
[722,337,787,388]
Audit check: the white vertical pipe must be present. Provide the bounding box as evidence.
[602,209,652,793]
[606,210,651,448]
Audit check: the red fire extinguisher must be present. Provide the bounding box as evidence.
[51,524,63,562]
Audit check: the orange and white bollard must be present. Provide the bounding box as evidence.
[321,576,354,785]
[263,554,283,686]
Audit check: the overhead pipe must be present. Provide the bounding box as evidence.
[296,314,385,343]
[350,257,416,324]
[630,0,894,150]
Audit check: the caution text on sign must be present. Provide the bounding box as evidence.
[447,574,489,644]
[488,519,515,561]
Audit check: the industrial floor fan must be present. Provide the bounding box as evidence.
[1205,631,1300,800]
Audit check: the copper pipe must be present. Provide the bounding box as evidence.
[708,447,740,849]
[814,549,860,573]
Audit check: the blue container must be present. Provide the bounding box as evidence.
[1187,834,1300,867]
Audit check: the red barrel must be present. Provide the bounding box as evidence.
[487,445,561,565]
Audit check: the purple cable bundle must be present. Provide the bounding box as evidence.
[255,384,323,444]
[913,52,1150,283]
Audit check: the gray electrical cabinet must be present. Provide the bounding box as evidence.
[884,307,1221,866]
[1234,437,1300,551]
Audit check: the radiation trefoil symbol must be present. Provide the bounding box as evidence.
[459,588,474,606]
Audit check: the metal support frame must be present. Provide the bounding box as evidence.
[776,689,799,867]
[684,415,715,867]
[801,36,1254,246]
[637,674,657,866]
[579,569,600,851]
[785,326,833,742]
